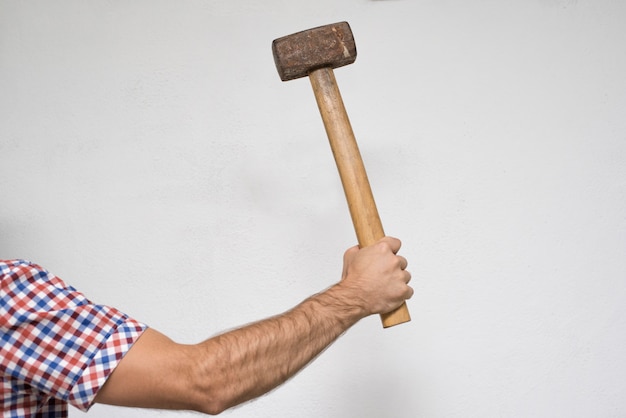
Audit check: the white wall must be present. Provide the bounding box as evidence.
[1,1,625,417]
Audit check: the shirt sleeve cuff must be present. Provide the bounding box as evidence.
[68,318,148,411]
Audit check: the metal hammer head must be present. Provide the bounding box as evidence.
[272,22,357,81]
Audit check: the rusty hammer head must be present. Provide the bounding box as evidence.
[272,22,357,81]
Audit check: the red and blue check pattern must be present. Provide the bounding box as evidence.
[1,259,147,417]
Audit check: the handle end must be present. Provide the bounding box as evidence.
[381,302,411,328]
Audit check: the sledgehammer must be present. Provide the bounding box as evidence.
[272,22,411,328]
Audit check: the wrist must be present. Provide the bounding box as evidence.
[307,283,369,328]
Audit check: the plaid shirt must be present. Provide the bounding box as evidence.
[1,259,147,417]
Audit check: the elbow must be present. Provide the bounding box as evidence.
[190,380,225,414]
[188,375,231,415]
[188,383,229,415]
[198,401,227,416]
[187,337,261,415]
[187,352,233,415]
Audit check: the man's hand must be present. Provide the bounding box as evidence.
[336,236,413,317]
[95,237,413,414]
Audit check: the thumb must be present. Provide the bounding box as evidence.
[341,245,360,280]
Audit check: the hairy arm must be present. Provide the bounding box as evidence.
[95,237,412,414]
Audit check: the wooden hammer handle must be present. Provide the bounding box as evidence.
[309,67,410,328]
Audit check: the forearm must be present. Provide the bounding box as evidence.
[191,284,364,414]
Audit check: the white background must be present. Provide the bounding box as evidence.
[1,1,625,417]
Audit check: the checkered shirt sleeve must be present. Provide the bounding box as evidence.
[1,259,148,417]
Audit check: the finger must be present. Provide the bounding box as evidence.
[397,256,408,270]
[379,236,401,254]
[342,245,359,278]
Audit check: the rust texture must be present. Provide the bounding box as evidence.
[272,22,357,81]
